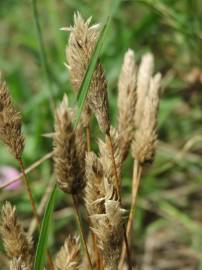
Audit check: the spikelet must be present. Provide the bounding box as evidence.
[55,235,80,270]
[53,95,85,194]
[132,69,161,164]
[91,181,125,270]
[85,152,105,216]
[65,12,110,133]
[0,202,33,268]
[9,257,29,270]
[118,49,137,162]
[0,74,24,159]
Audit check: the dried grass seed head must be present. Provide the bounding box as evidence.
[9,257,29,270]
[0,202,33,268]
[85,151,105,216]
[53,95,85,194]
[66,12,110,133]
[118,49,137,161]
[0,74,24,159]
[91,187,125,270]
[55,235,80,270]
[132,72,161,164]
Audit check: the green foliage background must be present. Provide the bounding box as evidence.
[0,0,202,268]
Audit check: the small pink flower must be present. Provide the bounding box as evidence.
[0,166,21,190]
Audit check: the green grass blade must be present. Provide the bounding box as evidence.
[73,17,110,129]
[33,184,57,270]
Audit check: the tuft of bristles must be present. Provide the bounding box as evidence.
[91,187,125,270]
[0,74,24,159]
[9,257,29,270]
[0,202,33,269]
[55,235,81,270]
[85,147,125,269]
[118,49,137,162]
[132,54,161,164]
[65,12,110,133]
[53,95,85,194]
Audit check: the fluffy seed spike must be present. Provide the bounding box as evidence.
[0,202,33,268]
[132,71,161,164]
[66,13,110,133]
[91,189,125,270]
[0,74,24,159]
[53,95,85,194]
[9,257,29,270]
[85,152,105,216]
[135,53,154,127]
[118,49,137,161]
[55,235,81,270]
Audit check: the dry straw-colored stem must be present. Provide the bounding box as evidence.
[119,160,142,269]
[0,151,53,190]
[106,132,132,270]
[18,158,55,270]
[72,195,93,270]
[86,126,91,152]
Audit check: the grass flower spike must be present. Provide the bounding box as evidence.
[65,12,110,133]
[55,235,81,270]
[0,74,24,159]
[0,202,33,269]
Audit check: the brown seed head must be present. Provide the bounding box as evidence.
[0,202,33,268]
[65,12,110,133]
[85,152,105,216]
[53,95,85,194]
[9,257,29,270]
[118,49,137,161]
[55,235,80,270]
[91,182,125,270]
[0,74,24,159]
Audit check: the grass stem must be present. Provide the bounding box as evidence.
[119,160,142,269]
[106,131,132,270]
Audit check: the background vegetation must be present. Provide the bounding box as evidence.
[0,0,202,268]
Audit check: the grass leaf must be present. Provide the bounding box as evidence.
[33,185,57,270]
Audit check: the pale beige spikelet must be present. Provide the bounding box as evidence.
[0,202,33,268]
[9,257,29,270]
[91,185,125,270]
[118,49,137,161]
[53,95,85,194]
[134,53,154,127]
[55,235,80,270]
[85,152,105,216]
[0,74,24,159]
[65,12,110,133]
[132,73,161,164]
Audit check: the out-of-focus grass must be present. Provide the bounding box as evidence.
[0,0,202,268]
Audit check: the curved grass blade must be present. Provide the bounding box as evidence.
[33,184,57,270]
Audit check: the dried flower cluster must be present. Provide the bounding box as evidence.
[0,202,33,269]
[0,74,24,159]
[55,235,81,270]
[53,95,85,194]
[64,12,110,134]
[132,53,161,164]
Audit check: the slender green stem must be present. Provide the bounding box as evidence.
[31,0,55,110]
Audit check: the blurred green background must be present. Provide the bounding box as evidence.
[0,0,202,268]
